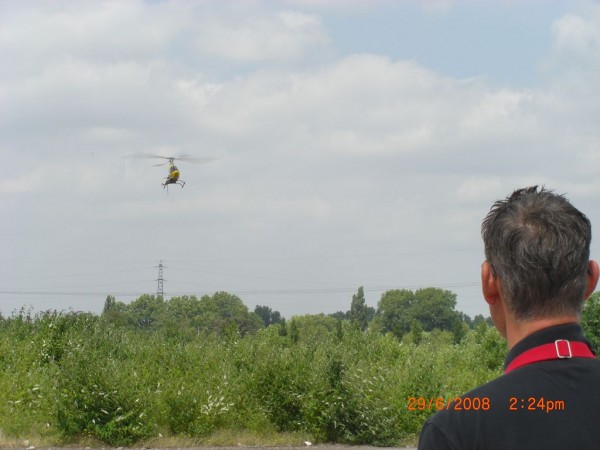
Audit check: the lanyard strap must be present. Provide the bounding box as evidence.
[505,339,595,373]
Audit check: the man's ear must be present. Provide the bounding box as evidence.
[584,260,599,300]
[481,261,501,306]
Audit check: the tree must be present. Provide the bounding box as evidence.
[158,295,203,339]
[102,295,116,316]
[458,311,473,328]
[288,314,339,344]
[127,294,166,329]
[375,289,415,338]
[350,286,369,331]
[472,314,488,329]
[452,320,469,344]
[197,291,262,337]
[278,317,288,336]
[365,304,376,323]
[409,319,423,345]
[254,305,282,327]
[411,287,461,332]
[289,318,299,344]
[582,291,600,352]
[335,318,344,341]
[330,311,349,321]
[374,287,464,339]
[166,295,202,323]
[101,295,129,326]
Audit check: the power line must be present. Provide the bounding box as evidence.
[0,282,481,298]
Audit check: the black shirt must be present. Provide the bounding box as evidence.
[418,323,600,450]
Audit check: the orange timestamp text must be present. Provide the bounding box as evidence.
[509,397,565,413]
[407,396,491,411]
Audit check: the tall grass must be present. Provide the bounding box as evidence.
[0,310,504,447]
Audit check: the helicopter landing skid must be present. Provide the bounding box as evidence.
[162,180,185,188]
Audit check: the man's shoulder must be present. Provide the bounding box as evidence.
[420,358,600,449]
[451,356,600,406]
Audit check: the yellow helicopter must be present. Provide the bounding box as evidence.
[132,153,216,188]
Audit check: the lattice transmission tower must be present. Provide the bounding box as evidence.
[156,260,164,299]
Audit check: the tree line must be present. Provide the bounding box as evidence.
[101,286,492,343]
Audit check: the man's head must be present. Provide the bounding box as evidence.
[481,186,592,321]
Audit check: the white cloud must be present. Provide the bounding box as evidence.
[552,9,600,64]
[280,0,392,13]
[0,2,184,80]
[0,165,62,194]
[543,4,600,77]
[1,1,600,318]
[194,10,331,62]
[461,89,534,130]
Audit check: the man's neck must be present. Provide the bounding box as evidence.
[505,316,580,349]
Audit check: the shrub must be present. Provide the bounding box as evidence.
[0,310,505,447]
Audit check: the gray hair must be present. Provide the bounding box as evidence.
[481,186,592,320]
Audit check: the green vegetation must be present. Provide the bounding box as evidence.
[2,288,596,447]
[582,292,600,352]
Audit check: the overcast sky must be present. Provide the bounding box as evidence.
[1,0,600,320]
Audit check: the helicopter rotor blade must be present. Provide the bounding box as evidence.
[172,155,218,164]
[127,152,172,160]
[126,152,217,165]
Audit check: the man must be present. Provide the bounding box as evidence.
[418,186,600,449]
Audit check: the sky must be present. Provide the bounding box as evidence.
[1,0,600,320]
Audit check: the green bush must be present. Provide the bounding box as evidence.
[0,311,505,447]
[53,320,153,446]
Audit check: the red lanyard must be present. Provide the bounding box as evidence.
[505,339,596,373]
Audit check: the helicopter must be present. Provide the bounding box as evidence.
[160,157,185,188]
[131,153,216,188]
